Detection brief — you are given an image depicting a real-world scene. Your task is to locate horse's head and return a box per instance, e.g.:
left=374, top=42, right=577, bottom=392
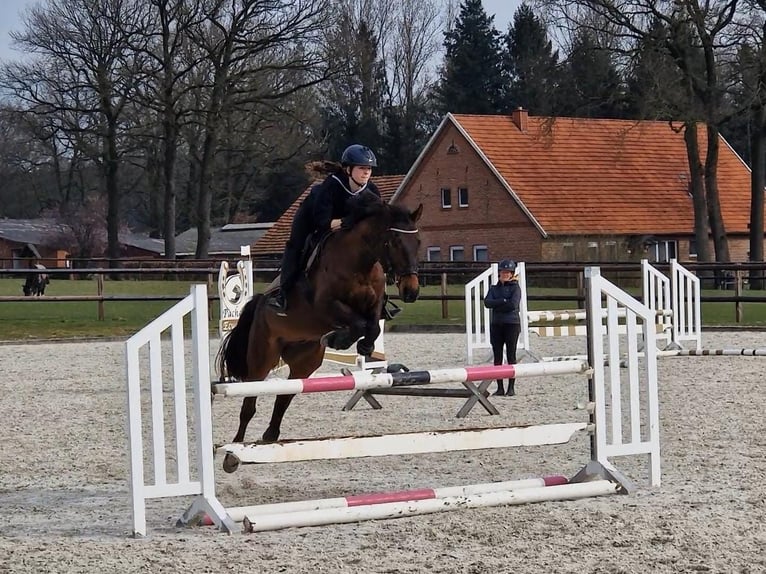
left=382, top=203, right=423, bottom=303
left=342, top=192, right=422, bottom=303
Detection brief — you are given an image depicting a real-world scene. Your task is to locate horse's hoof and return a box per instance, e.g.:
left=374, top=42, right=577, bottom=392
left=261, top=429, right=280, bottom=444
left=222, top=453, right=241, bottom=474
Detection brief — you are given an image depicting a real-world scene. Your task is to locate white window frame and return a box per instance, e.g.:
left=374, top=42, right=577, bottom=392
left=458, top=187, right=469, bottom=207
left=653, top=240, right=677, bottom=263
left=449, top=245, right=464, bottom=262
left=473, top=244, right=488, bottom=262
left=441, top=188, right=451, bottom=208
left=426, top=247, right=441, bottom=262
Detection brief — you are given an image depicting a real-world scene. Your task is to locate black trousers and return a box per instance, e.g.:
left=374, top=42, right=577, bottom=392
left=489, top=323, right=521, bottom=384
left=279, top=202, right=314, bottom=294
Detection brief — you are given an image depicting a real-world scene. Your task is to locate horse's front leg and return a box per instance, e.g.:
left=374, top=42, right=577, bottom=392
left=356, top=318, right=382, bottom=358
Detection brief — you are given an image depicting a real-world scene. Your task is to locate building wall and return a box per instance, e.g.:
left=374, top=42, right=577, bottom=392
left=396, top=122, right=542, bottom=263
left=0, top=240, right=67, bottom=269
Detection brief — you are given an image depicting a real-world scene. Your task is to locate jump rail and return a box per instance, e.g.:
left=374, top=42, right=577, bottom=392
left=126, top=267, right=661, bottom=536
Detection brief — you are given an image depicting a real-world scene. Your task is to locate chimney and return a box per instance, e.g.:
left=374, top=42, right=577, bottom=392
left=511, top=107, right=528, bottom=133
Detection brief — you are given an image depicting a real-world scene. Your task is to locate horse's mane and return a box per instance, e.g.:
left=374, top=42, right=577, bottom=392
left=344, top=189, right=387, bottom=228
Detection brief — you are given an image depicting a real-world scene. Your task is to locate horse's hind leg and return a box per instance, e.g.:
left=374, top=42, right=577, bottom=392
left=222, top=333, right=282, bottom=473
left=232, top=397, right=257, bottom=443
left=262, top=341, right=325, bottom=443
left=222, top=396, right=259, bottom=473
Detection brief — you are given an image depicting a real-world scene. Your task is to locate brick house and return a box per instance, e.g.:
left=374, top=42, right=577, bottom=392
left=390, top=110, right=755, bottom=263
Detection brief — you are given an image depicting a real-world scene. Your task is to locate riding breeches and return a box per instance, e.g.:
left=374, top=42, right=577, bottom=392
left=489, top=322, right=521, bottom=378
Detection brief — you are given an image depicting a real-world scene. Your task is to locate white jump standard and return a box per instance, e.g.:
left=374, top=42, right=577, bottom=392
left=465, top=258, right=702, bottom=363
left=126, top=267, right=661, bottom=536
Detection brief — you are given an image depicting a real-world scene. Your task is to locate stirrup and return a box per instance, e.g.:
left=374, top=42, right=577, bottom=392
left=383, top=300, right=401, bottom=320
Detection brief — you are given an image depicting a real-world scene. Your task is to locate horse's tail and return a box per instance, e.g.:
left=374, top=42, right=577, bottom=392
left=217, top=294, right=262, bottom=381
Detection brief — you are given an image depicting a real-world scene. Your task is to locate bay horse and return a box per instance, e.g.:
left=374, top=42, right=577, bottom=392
left=217, top=191, right=422, bottom=472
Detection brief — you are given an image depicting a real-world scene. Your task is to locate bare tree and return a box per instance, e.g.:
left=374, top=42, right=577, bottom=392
left=737, top=2, right=766, bottom=286
left=186, top=0, right=331, bottom=258
left=127, top=0, right=207, bottom=258
left=4, top=0, right=148, bottom=266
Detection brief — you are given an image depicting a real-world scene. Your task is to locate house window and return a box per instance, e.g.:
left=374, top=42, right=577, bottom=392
left=427, top=247, right=441, bottom=262
left=458, top=187, right=469, bottom=207
left=604, top=241, right=617, bottom=261
left=653, top=240, right=677, bottom=263
left=562, top=243, right=575, bottom=261
left=441, top=188, right=451, bottom=208
left=688, top=240, right=697, bottom=259
left=450, top=245, right=464, bottom=261
left=473, top=245, right=488, bottom=261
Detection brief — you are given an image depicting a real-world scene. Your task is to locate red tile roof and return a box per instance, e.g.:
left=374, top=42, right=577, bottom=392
left=450, top=114, right=753, bottom=235
left=252, top=175, right=405, bottom=255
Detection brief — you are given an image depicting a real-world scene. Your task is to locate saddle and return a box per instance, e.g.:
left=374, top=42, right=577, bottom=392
left=268, top=229, right=401, bottom=320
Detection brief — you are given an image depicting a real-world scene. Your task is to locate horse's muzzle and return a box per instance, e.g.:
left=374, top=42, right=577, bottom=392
left=397, top=273, right=420, bottom=303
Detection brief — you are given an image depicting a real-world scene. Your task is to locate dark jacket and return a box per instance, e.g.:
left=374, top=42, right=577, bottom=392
left=305, top=174, right=381, bottom=236
left=484, top=280, right=522, bottom=324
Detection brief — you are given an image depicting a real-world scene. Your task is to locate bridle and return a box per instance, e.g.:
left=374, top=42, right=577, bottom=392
left=384, top=226, right=419, bottom=284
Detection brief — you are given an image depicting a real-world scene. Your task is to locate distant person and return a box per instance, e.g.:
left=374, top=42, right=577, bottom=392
left=483, top=259, right=522, bottom=396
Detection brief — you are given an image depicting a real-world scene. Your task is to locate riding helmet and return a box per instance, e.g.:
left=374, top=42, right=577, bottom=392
left=341, top=144, right=377, bottom=167
left=498, top=259, right=516, bottom=272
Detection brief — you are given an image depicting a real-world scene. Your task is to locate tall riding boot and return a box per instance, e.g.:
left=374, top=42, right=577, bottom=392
left=494, top=379, right=504, bottom=396
left=506, top=379, right=515, bottom=396
left=268, top=242, right=301, bottom=315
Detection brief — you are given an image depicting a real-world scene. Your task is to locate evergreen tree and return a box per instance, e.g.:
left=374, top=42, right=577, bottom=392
left=435, top=0, right=505, bottom=114
left=320, top=17, right=387, bottom=166
left=503, top=3, right=560, bottom=115
left=559, top=29, right=627, bottom=118
left=625, top=18, right=690, bottom=121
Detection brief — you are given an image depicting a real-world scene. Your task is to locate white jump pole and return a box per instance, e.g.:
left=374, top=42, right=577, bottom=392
left=242, top=481, right=620, bottom=533
left=220, top=423, right=589, bottom=466
left=202, top=474, right=569, bottom=524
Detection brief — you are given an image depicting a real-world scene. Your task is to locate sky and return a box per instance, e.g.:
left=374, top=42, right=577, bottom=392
left=0, top=0, right=523, bottom=61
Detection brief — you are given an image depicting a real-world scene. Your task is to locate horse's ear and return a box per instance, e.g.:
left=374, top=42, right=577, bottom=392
left=411, top=203, right=423, bottom=223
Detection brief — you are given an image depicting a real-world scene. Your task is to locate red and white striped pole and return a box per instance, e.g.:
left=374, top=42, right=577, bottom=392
left=202, top=474, right=569, bottom=526
left=212, top=361, right=590, bottom=398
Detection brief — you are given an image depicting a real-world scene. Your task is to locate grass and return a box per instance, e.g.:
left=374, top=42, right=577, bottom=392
left=0, top=277, right=764, bottom=341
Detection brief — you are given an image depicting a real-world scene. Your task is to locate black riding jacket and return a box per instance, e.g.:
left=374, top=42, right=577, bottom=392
left=305, top=174, right=381, bottom=236
left=484, top=280, right=522, bottom=324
